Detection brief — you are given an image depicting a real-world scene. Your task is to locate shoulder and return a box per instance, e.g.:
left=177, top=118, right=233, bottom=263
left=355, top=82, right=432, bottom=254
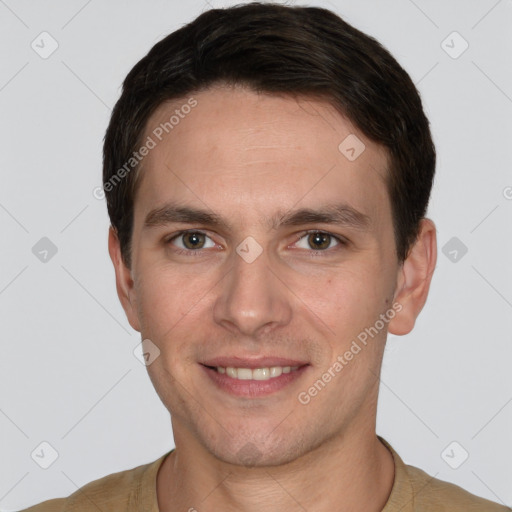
left=18, top=497, right=66, bottom=512
left=18, top=452, right=169, bottom=512
left=379, top=437, right=510, bottom=512
left=405, top=464, right=510, bottom=511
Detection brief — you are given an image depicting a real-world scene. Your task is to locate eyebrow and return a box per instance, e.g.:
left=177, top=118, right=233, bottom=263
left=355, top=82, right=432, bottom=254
left=276, top=204, right=371, bottom=231
left=144, top=204, right=226, bottom=229
left=143, top=202, right=371, bottom=232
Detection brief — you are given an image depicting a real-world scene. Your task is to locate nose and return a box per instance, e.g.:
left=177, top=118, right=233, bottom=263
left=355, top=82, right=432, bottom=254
left=213, top=244, right=292, bottom=337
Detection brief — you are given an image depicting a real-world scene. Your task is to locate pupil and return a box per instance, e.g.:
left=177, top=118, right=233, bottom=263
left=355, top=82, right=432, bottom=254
left=309, top=232, right=330, bottom=250
left=184, top=232, right=204, bottom=249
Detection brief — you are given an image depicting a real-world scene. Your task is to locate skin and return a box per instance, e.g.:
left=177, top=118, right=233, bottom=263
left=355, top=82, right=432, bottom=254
left=109, top=83, right=437, bottom=512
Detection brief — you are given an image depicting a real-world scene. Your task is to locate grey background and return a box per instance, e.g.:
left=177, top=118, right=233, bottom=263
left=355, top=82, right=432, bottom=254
left=1, top=0, right=511, bottom=510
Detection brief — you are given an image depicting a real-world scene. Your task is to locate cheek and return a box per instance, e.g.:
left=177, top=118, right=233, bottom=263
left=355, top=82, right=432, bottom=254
left=299, top=268, right=385, bottom=329
left=134, top=263, right=212, bottom=340
left=136, top=270, right=208, bottom=384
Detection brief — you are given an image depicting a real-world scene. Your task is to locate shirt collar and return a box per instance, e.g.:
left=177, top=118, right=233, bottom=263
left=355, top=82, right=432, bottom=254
left=379, top=436, right=415, bottom=512
left=143, top=438, right=415, bottom=512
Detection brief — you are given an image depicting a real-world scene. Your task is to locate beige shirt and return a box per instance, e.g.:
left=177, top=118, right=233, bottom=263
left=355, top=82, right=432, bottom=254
left=20, top=438, right=510, bottom=511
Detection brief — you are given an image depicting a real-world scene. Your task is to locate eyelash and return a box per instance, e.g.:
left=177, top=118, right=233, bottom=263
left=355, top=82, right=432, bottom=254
left=165, top=229, right=348, bottom=257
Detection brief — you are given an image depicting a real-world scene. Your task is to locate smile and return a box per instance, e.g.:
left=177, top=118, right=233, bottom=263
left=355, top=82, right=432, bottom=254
left=214, top=366, right=300, bottom=380
left=201, top=363, right=309, bottom=397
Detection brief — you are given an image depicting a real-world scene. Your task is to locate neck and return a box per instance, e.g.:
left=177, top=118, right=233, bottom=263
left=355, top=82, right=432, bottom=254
left=157, top=422, right=395, bottom=512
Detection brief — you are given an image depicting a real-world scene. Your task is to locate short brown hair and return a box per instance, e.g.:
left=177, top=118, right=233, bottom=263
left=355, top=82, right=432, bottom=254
left=103, top=2, right=436, bottom=266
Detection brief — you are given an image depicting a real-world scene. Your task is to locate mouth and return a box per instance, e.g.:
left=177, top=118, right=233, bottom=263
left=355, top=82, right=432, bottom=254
left=200, top=357, right=310, bottom=397
left=205, top=364, right=301, bottom=381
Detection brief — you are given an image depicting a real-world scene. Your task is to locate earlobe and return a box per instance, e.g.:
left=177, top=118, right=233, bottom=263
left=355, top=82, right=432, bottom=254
left=388, top=219, right=437, bottom=336
left=108, top=227, right=141, bottom=332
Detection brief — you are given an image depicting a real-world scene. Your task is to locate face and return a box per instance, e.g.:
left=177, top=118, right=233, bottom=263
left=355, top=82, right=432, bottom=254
left=111, top=84, right=429, bottom=467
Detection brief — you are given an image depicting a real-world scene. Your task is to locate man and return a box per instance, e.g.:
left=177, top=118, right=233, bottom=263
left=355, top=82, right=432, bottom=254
left=21, top=2, right=510, bottom=511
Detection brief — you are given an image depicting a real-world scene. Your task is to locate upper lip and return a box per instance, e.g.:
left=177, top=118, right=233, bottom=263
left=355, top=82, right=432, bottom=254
left=201, top=356, right=309, bottom=369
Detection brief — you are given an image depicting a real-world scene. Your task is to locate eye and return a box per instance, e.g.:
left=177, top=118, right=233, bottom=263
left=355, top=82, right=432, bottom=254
left=294, top=231, right=343, bottom=251
left=168, top=231, right=216, bottom=251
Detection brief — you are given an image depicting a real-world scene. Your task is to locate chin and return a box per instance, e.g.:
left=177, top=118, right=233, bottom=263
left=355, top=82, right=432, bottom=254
left=201, top=428, right=311, bottom=468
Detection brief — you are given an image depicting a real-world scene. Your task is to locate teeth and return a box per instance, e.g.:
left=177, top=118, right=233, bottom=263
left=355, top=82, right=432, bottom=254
left=217, top=366, right=300, bottom=381
left=237, top=368, right=253, bottom=380
left=269, top=366, right=282, bottom=378
left=253, top=368, right=270, bottom=380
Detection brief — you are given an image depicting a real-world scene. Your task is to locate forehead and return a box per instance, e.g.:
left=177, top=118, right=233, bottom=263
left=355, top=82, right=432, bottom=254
left=135, top=84, right=390, bottom=228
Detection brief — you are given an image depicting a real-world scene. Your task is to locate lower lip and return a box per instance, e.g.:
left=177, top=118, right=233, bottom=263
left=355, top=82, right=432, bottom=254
left=201, top=365, right=309, bottom=398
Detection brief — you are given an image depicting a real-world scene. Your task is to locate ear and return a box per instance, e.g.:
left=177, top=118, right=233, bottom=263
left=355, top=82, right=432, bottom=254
left=108, top=227, right=141, bottom=332
left=388, top=218, right=437, bottom=336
